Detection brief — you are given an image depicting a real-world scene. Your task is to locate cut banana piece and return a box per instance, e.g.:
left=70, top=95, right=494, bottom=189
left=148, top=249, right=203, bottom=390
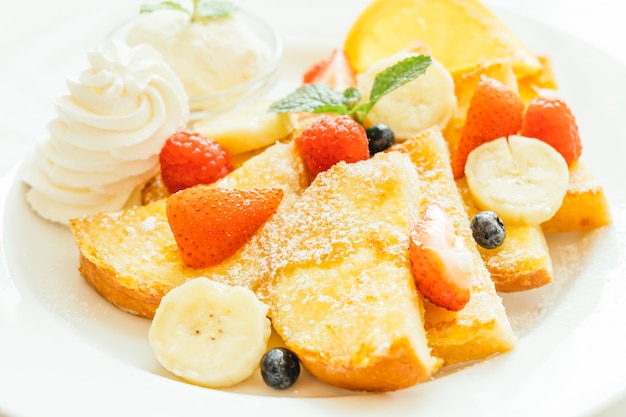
left=465, top=135, right=569, bottom=225
left=149, top=277, right=271, bottom=388
left=357, top=52, right=456, bottom=141
left=191, top=100, right=295, bottom=155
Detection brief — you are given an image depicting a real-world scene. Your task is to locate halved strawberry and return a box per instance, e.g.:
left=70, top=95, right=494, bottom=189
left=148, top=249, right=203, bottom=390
left=302, top=48, right=357, bottom=92
left=159, top=130, right=234, bottom=194
left=520, top=95, right=582, bottom=165
left=295, top=115, right=369, bottom=177
left=166, top=186, right=283, bottom=268
left=409, top=203, right=473, bottom=311
left=451, top=75, right=525, bottom=179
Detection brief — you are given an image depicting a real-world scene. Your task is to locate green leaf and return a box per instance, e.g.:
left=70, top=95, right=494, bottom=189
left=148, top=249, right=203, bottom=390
left=194, top=1, right=237, bottom=20
left=140, top=1, right=190, bottom=15
left=269, top=84, right=349, bottom=114
left=269, top=54, right=433, bottom=124
left=369, top=55, right=432, bottom=103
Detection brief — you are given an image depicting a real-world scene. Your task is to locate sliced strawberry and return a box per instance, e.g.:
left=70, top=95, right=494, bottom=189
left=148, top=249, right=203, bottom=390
left=520, top=95, right=582, bottom=165
left=409, top=203, right=473, bottom=311
left=166, top=186, right=283, bottom=268
left=159, top=130, right=234, bottom=194
left=451, top=75, right=525, bottom=179
left=302, top=48, right=357, bottom=92
left=295, top=115, right=369, bottom=177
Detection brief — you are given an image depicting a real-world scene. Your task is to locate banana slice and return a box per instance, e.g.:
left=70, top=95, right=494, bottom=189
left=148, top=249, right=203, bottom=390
left=465, top=135, right=569, bottom=225
left=357, top=51, right=456, bottom=141
left=191, top=100, right=295, bottom=155
left=149, top=277, right=271, bottom=388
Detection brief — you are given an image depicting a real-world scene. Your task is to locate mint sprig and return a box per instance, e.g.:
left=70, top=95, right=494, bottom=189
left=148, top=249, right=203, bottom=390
left=140, top=0, right=236, bottom=22
left=269, top=55, right=432, bottom=124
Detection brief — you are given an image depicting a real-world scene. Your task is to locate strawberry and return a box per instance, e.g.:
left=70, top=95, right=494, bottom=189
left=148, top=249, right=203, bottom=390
left=295, top=115, right=370, bottom=177
left=302, top=48, right=357, bottom=92
left=159, top=130, right=234, bottom=194
left=451, top=75, right=525, bottom=179
left=166, top=186, right=284, bottom=268
left=408, top=203, right=473, bottom=311
left=520, top=95, right=582, bottom=165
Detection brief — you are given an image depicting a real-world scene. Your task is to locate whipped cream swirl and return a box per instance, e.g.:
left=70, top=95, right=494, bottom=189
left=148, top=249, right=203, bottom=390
left=23, top=40, right=189, bottom=224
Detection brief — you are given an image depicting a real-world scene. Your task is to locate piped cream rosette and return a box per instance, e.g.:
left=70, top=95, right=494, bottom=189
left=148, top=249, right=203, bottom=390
left=23, top=40, right=189, bottom=224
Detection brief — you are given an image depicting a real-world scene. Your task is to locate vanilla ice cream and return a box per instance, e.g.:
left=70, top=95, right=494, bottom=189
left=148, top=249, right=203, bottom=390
left=123, top=10, right=273, bottom=103
left=22, top=40, right=189, bottom=224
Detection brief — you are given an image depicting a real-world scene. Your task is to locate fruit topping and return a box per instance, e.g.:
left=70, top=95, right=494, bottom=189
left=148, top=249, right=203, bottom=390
left=451, top=75, right=525, bottom=179
left=302, top=48, right=357, bottom=91
left=520, top=95, right=582, bottom=165
left=149, top=277, right=271, bottom=388
left=465, top=135, right=569, bottom=225
left=191, top=100, right=295, bottom=156
left=260, top=347, right=301, bottom=390
left=295, top=115, right=369, bottom=176
left=356, top=52, right=456, bottom=140
left=166, top=185, right=283, bottom=268
left=470, top=210, right=506, bottom=249
left=409, top=203, right=473, bottom=311
left=270, top=54, right=432, bottom=125
left=159, top=130, right=234, bottom=194
left=366, top=123, right=395, bottom=155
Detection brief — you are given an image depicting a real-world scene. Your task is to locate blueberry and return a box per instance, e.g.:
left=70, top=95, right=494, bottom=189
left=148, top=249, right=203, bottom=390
left=470, top=211, right=506, bottom=249
left=365, top=123, right=395, bottom=156
left=260, top=347, right=300, bottom=390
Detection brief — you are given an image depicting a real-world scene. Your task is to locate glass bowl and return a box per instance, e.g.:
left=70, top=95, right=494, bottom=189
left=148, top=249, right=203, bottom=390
left=110, top=9, right=283, bottom=121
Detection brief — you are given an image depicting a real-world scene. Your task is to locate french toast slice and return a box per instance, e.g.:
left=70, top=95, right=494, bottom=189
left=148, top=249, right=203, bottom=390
left=456, top=176, right=553, bottom=292
left=442, top=60, right=554, bottom=292
left=542, top=160, right=612, bottom=233
left=262, top=151, right=440, bottom=392
left=69, top=141, right=310, bottom=318
left=392, top=128, right=516, bottom=365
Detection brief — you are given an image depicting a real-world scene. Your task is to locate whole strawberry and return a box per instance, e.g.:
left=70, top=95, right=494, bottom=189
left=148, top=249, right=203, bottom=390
left=295, top=115, right=369, bottom=176
left=451, top=75, right=524, bottom=179
left=520, top=95, right=582, bottom=165
left=166, top=186, right=284, bottom=268
left=159, top=130, right=234, bottom=194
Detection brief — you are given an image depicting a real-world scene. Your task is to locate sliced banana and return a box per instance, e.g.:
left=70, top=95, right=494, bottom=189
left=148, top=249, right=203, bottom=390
left=465, top=135, right=569, bottom=225
left=357, top=51, right=456, bottom=141
left=149, top=277, right=271, bottom=388
left=191, top=99, right=295, bottom=155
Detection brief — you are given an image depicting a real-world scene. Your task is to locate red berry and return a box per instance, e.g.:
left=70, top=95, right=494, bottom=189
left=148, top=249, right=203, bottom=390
left=295, top=115, right=370, bottom=176
left=302, top=48, right=357, bottom=92
left=409, top=203, right=473, bottom=311
left=520, top=96, right=582, bottom=165
left=451, top=75, right=524, bottom=179
left=166, top=186, right=284, bottom=268
left=159, top=130, right=234, bottom=194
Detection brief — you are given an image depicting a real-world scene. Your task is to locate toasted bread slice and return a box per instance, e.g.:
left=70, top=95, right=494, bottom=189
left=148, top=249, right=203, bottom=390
left=69, top=141, right=310, bottom=318
left=456, top=176, right=553, bottom=292
left=542, top=160, right=612, bottom=233
left=392, top=128, right=516, bottom=365
left=262, top=151, right=440, bottom=392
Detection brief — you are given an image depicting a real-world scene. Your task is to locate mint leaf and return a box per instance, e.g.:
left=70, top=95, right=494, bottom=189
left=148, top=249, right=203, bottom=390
left=269, top=54, right=432, bottom=124
left=140, top=2, right=190, bottom=15
left=194, top=1, right=237, bottom=20
left=369, top=55, right=432, bottom=102
left=269, top=84, right=349, bottom=114
left=139, top=0, right=236, bottom=22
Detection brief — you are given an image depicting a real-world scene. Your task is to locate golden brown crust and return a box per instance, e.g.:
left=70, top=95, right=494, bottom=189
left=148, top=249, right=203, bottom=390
left=78, top=252, right=161, bottom=318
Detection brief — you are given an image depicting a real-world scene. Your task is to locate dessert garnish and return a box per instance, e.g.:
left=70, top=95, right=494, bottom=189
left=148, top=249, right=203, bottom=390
left=140, top=0, right=237, bottom=22
left=269, top=54, right=432, bottom=124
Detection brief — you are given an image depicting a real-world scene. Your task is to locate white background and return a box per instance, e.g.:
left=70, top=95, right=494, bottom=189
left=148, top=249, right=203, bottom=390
left=0, top=0, right=624, bottom=416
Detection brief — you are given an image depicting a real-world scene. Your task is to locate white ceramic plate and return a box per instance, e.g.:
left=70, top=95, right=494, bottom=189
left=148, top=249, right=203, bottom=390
left=1, top=1, right=626, bottom=416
